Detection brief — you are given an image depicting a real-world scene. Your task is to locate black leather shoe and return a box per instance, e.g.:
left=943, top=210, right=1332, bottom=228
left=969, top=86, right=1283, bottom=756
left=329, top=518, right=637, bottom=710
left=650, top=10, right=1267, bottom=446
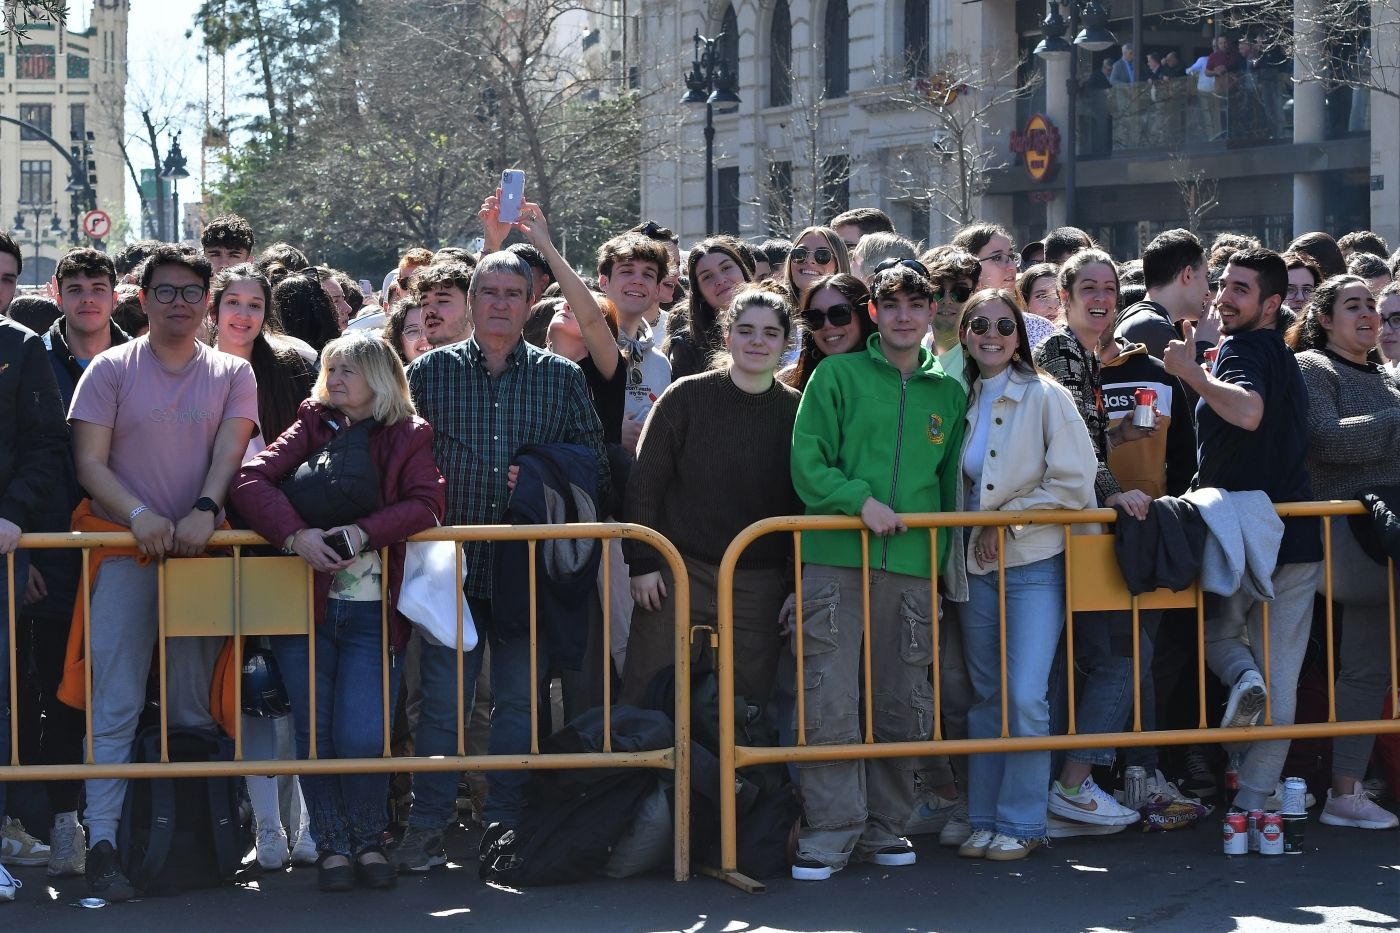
left=317, top=854, right=354, bottom=893
left=353, top=846, right=397, bottom=889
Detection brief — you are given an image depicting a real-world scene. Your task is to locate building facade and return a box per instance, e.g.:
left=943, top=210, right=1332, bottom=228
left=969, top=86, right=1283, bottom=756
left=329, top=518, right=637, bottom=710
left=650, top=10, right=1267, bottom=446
left=638, top=0, right=1398, bottom=253
left=2, top=0, right=127, bottom=285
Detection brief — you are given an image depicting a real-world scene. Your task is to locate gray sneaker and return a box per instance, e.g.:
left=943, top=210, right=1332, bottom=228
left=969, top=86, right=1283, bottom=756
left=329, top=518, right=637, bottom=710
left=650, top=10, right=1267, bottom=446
left=389, top=826, right=446, bottom=873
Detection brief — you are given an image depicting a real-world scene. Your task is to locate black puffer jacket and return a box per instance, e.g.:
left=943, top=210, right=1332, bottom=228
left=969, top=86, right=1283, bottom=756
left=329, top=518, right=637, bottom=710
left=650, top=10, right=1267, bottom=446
left=0, top=317, right=68, bottom=529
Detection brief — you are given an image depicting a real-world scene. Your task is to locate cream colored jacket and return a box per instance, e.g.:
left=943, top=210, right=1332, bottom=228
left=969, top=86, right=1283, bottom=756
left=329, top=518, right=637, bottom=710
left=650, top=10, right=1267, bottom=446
left=944, top=366, right=1099, bottom=601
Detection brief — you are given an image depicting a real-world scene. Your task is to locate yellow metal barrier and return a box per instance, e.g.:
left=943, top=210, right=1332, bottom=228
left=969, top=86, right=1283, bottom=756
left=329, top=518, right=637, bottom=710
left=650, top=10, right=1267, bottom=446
left=713, top=502, right=1400, bottom=891
left=5, top=523, right=693, bottom=882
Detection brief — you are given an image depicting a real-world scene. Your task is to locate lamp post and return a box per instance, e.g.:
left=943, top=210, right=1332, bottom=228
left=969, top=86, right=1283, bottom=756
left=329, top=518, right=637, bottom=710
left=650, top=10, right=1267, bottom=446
left=681, top=29, right=740, bottom=236
left=11, top=202, right=69, bottom=286
left=161, top=137, right=191, bottom=244
left=1034, top=1, right=1116, bottom=226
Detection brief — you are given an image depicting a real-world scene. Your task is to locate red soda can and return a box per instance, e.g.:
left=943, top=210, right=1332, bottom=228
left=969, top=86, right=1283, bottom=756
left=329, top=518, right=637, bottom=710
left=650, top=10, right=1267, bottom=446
left=1131, top=387, right=1158, bottom=430
left=1259, top=813, right=1284, bottom=855
left=1223, top=812, right=1248, bottom=855
left=1247, top=809, right=1264, bottom=852
left=1203, top=346, right=1219, bottom=370
left=1225, top=751, right=1242, bottom=791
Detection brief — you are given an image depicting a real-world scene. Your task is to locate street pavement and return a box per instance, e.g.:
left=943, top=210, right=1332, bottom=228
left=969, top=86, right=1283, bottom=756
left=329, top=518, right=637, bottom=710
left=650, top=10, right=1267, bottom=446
left=3, top=805, right=1397, bottom=932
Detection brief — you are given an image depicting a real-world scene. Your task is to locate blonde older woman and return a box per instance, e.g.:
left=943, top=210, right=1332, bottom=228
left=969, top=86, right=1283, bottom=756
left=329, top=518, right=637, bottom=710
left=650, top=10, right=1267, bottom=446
left=231, top=333, right=445, bottom=892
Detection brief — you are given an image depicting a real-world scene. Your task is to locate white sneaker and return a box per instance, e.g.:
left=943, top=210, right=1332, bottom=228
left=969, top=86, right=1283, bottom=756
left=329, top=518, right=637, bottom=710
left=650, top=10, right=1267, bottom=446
left=957, top=828, right=995, bottom=858
left=255, top=825, right=289, bottom=871
left=1222, top=670, right=1268, bottom=729
left=46, top=811, right=85, bottom=878
left=1047, top=814, right=1129, bottom=839
left=937, top=797, right=973, bottom=846
left=1319, top=781, right=1399, bottom=830
left=1048, top=777, right=1141, bottom=826
left=290, top=830, right=318, bottom=867
left=1, top=817, right=49, bottom=867
left=0, top=863, right=19, bottom=901
left=985, top=833, right=1040, bottom=861
left=904, top=789, right=959, bottom=836
left=1148, top=770, right=1203, bottom=806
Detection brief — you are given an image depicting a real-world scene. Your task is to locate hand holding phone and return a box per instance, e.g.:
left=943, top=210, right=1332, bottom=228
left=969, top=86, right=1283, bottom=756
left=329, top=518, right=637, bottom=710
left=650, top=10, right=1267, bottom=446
left=323, top=529, right=356, bottom=561
left=498, top=170, right=526, bottom=224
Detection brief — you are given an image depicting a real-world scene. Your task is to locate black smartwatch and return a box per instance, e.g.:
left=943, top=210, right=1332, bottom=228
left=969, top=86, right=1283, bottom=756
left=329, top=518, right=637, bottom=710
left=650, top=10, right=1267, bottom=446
left=193, top=496, right=220, bottom=516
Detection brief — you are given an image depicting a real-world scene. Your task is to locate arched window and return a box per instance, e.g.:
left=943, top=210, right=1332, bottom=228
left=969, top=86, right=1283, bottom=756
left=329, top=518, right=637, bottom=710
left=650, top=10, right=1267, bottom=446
left=823, top=0, right=849, bottom=98
left=903, top=0, right=929, bottom=78
left=720, top=4, right=739, bottom=89
left=770, top=0, right=792, bottom=106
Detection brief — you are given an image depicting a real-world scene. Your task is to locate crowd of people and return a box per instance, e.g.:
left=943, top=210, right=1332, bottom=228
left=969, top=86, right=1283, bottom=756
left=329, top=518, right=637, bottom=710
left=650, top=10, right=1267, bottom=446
left=0, top=194, right=1398, bottom=902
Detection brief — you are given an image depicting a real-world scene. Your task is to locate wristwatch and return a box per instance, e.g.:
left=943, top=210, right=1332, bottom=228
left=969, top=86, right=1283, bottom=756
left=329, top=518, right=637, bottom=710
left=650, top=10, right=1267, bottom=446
left=193, top=496, right=220, bottom=516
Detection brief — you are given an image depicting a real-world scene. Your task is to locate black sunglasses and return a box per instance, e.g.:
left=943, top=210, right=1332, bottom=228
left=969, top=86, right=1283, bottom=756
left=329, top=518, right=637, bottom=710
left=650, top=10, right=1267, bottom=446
left=790, top=246, right=835, bottom=265
left=873, top=257, right=930, bottom=279
left=802, top=303, right=855, bottom=330
left=966, top=316, right=1018, bottom=337
left=934, top=282, right=974, bottom=305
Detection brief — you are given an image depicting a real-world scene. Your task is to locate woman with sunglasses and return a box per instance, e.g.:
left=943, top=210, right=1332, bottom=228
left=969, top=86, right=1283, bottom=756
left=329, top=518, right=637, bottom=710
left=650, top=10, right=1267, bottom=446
left=1033, top=250, right=1156, bottom=833
left=947, top=289, right=1097, bottom=861
left=620, top=286, right=803, bottom=706
left=669, top=236, right=754, bottom=380
left=1286, top=275, right=1400, bottom=831
left=781, top=274, right=876, bottom=391
left=783, top=226, right=851, bottom=304
left=1379, top=281, right=1400, bottom=371
left=953, top=222, right=1019, bottom=291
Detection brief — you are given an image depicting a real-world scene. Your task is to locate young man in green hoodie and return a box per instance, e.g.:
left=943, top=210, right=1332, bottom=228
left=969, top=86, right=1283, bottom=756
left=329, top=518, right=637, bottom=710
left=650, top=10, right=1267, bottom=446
left=788, top=263, right=967, bottom=881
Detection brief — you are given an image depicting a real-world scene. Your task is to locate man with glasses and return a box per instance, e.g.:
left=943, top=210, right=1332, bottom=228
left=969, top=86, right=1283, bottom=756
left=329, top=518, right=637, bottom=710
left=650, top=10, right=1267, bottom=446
left=918, top=248, right=981, bottom=391
left=68, top=245, right=258, bottom=901
left=788, top=262, right=966, bottom=881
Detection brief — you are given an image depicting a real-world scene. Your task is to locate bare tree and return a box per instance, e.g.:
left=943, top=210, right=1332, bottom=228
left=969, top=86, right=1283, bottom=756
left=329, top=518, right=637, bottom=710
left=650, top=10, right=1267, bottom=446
left=884, top=51, right=1039, bottom=229
left=1169, top=150, right=1220, bottom=235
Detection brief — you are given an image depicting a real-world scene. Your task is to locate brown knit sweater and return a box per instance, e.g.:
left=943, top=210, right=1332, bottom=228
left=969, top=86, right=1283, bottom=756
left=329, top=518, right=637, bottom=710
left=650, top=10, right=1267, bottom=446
left=623, top=368, right=802, bottom=574
left=1297, top=348, right=1400, bottom=500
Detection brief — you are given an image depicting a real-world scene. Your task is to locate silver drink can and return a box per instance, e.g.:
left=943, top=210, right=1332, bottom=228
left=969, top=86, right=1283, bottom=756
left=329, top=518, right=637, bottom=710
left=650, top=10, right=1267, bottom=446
left=1131, top=388, right=1158, bottom=430
left=1124, top=765, right=1149, bottom=810
left=1281, top=777, right=1308, bottom=814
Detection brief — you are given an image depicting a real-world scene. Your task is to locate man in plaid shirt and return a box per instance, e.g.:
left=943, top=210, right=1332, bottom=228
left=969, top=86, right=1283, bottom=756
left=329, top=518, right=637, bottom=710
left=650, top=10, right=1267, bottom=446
left=396, top=247, right=608, bottom=872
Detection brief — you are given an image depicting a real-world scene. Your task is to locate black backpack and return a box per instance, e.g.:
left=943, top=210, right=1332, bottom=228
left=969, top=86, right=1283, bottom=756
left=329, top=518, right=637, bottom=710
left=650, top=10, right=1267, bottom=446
left=118, top=726, right=249, bottom=895
left=478, top=769, right=657, bottom=886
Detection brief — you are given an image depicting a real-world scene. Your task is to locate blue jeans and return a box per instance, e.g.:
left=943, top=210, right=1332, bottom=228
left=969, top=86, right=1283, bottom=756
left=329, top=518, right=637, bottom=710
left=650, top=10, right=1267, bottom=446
left=410, top=597, right=487, bottom=832
left=1048, top=609, right=1137, bottom=768
left=961, top=555, right=1064, bottom=838
left=272, top=598, right=401, bottom=857
left=0, top=550, right=28, bottom=824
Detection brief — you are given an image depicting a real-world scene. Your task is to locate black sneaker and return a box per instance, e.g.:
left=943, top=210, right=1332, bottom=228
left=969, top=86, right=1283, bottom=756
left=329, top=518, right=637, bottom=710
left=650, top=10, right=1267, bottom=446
left=1180, top=745, right=1218, bottom=800
left=84, top=840, right=135, bottom=902
left=866, top=842, right=917, bottom=867
left=791, top=856, right=837, bottom=881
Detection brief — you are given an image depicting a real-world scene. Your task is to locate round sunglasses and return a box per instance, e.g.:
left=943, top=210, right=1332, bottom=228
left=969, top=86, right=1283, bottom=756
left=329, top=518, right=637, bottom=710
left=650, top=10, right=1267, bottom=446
left=791, top=246, right=835, bottom=265
left=966, top=316, right=1018, bottom=337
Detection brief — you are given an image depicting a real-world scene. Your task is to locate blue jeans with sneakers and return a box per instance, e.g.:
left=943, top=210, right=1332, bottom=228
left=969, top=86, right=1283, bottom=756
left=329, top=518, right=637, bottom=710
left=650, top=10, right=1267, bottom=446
left=961, top=555, right=1064, bottom=839
left=1048, top=609, right=1138, bottom=769
left=0, top=550, right=27, bottom=830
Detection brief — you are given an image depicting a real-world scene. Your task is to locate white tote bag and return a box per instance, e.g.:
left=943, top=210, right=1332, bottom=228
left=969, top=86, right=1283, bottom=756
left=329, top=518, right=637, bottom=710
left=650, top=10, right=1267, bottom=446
left=397, top=537, right=477, bottom=651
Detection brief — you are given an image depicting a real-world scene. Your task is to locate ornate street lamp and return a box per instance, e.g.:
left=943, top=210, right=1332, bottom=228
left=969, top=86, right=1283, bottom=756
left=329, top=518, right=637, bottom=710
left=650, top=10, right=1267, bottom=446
left=681, top=29, right=740, bottom=235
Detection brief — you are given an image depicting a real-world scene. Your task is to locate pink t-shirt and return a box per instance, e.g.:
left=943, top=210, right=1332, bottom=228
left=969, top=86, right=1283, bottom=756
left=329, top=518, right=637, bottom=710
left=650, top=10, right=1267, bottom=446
left=69, top=337, right=259, bottom=524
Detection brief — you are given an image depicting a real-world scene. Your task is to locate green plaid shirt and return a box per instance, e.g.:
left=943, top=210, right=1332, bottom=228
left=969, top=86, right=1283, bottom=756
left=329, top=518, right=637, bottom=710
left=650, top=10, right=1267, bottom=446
left=407, top=337, right=609, bottom=598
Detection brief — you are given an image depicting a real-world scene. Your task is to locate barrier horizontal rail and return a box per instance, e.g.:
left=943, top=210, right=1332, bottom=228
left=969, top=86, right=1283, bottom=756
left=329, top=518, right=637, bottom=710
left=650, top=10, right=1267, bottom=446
left=713, top=502, right=1400, bottom=891
left=5, top=522, right=693, bottom=882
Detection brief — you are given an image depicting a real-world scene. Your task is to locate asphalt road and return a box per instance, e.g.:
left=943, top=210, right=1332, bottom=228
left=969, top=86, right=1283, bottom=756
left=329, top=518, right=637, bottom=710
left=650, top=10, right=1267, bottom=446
left=3, top=806, right=1397, bottom=933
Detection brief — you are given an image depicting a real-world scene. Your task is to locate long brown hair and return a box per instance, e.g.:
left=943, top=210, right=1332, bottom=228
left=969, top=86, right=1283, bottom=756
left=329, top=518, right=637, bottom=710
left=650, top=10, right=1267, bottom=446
left=959, top=288, right=1038, bottom=387
left=782, top=273, right=874, bottom=391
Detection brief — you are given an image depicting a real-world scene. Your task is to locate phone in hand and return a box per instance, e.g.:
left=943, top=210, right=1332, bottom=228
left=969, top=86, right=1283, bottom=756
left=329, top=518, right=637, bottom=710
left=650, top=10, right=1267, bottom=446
left=323, top=529, right=356, bottom=561
left=498, top=170, right=526, bottom=224
left=358, top=279, right=375, bottom=299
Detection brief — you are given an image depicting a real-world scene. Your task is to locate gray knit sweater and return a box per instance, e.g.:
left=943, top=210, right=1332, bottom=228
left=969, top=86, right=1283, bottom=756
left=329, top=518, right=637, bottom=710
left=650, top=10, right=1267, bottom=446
left=1297, top=348, right=1400, bottom=500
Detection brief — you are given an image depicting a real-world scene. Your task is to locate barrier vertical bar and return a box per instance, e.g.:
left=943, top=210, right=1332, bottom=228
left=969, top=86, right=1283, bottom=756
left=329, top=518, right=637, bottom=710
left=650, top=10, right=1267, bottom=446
left=1196, top=590, right=1208, bottom=729
left=1131, top=596, right=1142, bottom=733
left=1389, top=559, right=1398, bottom=720
left=997, top=526, right=1008, bottom=739
left=82, top=549, right=94, bottom=764
left=1063, top=525, right=1078, bottom=735
left=793, top=533, right=806, bottom=747
left=929, top=529, right=942, bottom=741
left=529, top=541, right=539, bottom=755
left=307, top=562, right=318, bottom=761
left=860, top=530, right=873, bottom=744
left=381, top=546, right=391, bottom=757
left=1322, top=519, right=1337, bottom=723
left=157, top=559, right=169, bottom=762
left=601, top=535, right=612, bottom=755
left=1260, top=601, right=1273, bottom=726
left=456, top=541, right=466, bottom=757
left=6, top=553, right=15, bottom=767
left=671, top=532, right=692, bottom=883
left=233, top=545, right=244, bottom=762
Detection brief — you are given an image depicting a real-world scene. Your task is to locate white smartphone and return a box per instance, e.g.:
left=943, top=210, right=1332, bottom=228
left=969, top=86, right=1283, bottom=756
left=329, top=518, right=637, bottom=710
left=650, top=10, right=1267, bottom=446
left=498, top=170, right=526, bottom=224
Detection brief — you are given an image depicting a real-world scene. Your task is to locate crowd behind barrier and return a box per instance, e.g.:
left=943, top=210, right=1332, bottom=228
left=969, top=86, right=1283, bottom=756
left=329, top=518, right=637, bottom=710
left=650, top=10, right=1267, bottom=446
left=1, top=198, right=1400, bottom=907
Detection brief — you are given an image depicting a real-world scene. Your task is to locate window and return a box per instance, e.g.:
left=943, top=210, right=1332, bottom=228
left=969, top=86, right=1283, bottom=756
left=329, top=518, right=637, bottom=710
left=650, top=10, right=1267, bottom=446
left=19, top=104, right=52, bottom=140
left=70, top=103, right=87, bottom=142
left=823, top=0, right=849, bottom=98
left=67, top=54, right=89, bottom=79
left=17, top=44, right=56, bottom=80
left=909, top=202, right=930, bottom=246
left=767, top=161, right=793, bottom=234
left=770, top=0, right=791, bottom=106
left=720, top=5, right=739, bottom=89
left=717, top=166, right=741, bottom=235
left=20, top=160, right=53, bottom=205
left=821, top=155, right=850, bottom=219
left=903, top=0, right=929, bottom=78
